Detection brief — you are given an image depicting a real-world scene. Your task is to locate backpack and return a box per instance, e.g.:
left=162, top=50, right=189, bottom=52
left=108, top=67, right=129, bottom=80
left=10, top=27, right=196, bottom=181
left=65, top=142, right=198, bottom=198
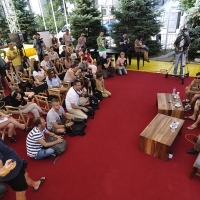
left=84, top=106, right=95, bottom=119
left=94, top=90, right=103, bottom=101
left=45, top=136, right=67, bottom=155
left=67, top=118, right=86, bottom=137
left=89, top=96, right=99, bottom=110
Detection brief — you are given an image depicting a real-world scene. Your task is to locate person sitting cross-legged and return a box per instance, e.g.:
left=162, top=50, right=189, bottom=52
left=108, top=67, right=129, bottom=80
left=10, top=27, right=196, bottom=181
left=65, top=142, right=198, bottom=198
left=185, top=99, right=200, bottom=130
left=182, top=72, right=200, bottom=111
left=46, top=99, right=74, bottom=134
left=26, top=117, right=63, bottom=159
left=65, top=79, right=88, bottom=119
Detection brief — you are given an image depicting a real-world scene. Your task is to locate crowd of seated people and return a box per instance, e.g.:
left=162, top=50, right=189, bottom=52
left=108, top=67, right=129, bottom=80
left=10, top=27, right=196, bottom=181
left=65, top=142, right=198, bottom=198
left=0, top=29, right=133, bottom=143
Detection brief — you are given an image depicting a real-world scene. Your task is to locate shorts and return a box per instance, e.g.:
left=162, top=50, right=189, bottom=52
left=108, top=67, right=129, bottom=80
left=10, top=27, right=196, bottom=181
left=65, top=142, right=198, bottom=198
left=4, top=167, right=28, bottom=192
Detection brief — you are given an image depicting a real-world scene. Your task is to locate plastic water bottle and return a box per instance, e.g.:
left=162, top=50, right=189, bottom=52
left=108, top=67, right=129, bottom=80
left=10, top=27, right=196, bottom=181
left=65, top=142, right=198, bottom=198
left=172, top=87, right=176, bottom=96
left=171, top=121, right=176, bottom=132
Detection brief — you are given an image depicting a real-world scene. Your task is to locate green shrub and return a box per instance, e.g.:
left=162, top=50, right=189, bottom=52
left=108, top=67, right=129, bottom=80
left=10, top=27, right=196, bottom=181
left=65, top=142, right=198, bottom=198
left=145, top=40, right=161, bottom=56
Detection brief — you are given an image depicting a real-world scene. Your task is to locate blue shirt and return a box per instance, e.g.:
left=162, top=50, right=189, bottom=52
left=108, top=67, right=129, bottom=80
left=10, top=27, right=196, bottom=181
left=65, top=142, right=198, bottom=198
left=46, top=75, right=61, bottom=88
left=0, top=138, right=23, bottom=181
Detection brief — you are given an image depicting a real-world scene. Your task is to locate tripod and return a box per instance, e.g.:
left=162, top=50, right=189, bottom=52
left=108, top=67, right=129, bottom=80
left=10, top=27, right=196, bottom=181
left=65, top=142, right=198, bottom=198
left=165, top=50, right=189, bottom=84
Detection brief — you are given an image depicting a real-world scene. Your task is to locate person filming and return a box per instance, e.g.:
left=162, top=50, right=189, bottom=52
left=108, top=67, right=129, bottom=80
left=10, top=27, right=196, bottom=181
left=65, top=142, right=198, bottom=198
left=173, top=28, right=191, bottom=77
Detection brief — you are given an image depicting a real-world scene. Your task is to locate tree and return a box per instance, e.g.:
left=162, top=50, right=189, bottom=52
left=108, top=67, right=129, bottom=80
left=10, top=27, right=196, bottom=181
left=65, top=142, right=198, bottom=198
left=13, top=0, right=36, bottom=42
left=0, top=6, right=9, bottom=42
left=111, top=0, right=162, bottom=54
left=180, top=0, right=196, bottom=11
left=69, top=0, right=104, bottom=47
left=35, top=0, right=66, bottom=33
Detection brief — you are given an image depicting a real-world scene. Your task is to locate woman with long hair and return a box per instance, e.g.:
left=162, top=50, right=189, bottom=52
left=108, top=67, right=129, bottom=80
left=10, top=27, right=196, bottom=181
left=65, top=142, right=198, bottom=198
left=33, top=61, right=46, bottom=83
left=96, top=73, right=111, bottom=98
left=46, top=68, right=68, bottom=93
left=53, top=58, right=66, bottom=74
left=81, top=48, right=97, bottom=75
left=134, top=35, right=149, bottom=62
left=64, top=52, right=72, bottom=70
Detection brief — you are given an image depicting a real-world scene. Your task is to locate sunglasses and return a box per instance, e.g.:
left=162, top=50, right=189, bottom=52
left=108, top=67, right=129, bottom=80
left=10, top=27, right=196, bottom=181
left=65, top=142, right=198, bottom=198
left=195, top=77, right=200, bottom=79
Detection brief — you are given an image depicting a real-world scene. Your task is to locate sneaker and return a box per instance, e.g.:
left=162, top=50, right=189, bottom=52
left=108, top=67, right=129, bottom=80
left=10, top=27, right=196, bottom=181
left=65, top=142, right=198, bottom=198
left=182, top=99, right=190, bottom=103
left=184, top=104, right=192, bottom=111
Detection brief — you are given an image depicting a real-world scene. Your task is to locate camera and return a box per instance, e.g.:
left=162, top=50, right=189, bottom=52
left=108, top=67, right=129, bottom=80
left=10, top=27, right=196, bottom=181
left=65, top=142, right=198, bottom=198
left=36, top=38, right=43, bottom=45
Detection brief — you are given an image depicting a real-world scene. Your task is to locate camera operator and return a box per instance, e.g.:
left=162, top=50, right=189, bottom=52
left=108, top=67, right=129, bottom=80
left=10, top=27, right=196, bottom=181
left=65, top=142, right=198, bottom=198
left=101, top=56, right=116, bottom=79
left=33, top=33, right=46, bottom=62
left=173, top=28, right=191, bottom=77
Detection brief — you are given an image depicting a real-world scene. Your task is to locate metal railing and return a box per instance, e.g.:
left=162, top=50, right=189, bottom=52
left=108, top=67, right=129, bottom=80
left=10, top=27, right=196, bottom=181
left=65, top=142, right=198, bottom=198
left=159, top=33, right=178, bottom=49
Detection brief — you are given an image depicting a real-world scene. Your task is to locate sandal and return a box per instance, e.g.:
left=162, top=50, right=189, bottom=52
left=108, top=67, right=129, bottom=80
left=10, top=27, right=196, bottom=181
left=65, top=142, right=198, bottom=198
left=8, top=136, right=18, bottom=143
left=187, top=125, right=197, bottom=130
left=34, top=177, right=45, bottom=191
left=184, top=116, right=195, bottom=121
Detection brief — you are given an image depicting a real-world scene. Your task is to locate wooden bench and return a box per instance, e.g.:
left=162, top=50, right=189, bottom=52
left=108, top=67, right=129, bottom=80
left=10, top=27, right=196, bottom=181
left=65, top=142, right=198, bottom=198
left=89, top=48, right=144, bottom=70
left=189, top=153, right=200, bottom=179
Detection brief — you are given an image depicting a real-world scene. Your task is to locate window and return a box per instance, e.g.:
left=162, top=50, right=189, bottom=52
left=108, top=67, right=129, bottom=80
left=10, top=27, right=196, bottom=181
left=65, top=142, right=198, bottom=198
left=102, top=8, right=106, bottom=16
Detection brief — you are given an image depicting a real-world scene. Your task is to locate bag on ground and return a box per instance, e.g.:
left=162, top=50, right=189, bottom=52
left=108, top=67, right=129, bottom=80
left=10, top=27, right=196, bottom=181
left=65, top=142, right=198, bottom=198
left=45, top=136, right=67, bottom=155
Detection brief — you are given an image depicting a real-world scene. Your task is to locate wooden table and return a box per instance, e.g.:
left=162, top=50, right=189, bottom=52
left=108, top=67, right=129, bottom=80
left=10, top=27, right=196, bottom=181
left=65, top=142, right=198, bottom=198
left=157, top=93, right=184, bottom=119
left=139, top=113, right=184, bottom=161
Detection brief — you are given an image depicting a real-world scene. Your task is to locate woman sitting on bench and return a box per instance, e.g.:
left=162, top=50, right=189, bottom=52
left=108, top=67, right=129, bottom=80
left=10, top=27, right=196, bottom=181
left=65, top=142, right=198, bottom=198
left=134, top=35, right=149, bottom=62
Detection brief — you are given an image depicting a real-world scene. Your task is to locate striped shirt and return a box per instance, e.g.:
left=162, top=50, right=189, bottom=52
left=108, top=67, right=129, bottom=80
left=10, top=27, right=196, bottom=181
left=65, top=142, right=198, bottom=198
left=26, top=127, right=46, bottom=158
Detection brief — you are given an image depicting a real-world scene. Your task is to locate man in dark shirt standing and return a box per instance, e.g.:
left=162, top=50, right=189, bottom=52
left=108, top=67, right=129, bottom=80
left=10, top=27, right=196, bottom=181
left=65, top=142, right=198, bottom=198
left=102, top=56, right=116, bottom=79
left=120, top=32, right=129, bottom=53
left=0, top=139, right=45, bottom=200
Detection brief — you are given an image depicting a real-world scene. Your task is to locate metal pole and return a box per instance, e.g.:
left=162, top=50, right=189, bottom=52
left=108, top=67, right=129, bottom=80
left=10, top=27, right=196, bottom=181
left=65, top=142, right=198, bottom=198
left=195, top=0, right=199, bottom=7
left=38, top=0, right=47, bottom=30
left=164, top=1, right=172, bottom=50
left=50, top=0, right=58, bottom=34
left=63, top=0, right=68, bottom=25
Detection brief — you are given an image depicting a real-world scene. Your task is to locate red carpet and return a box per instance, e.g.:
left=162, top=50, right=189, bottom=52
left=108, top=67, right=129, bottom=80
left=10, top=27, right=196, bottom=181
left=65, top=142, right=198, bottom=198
left=2, top=71, right=200, bottom=200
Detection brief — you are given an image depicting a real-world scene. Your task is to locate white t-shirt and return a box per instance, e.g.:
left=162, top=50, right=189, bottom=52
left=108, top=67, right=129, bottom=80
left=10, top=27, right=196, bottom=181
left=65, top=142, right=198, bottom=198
left=65, top=87, right=80, bottom=110
left=41, top=60, right=53, bottom=70
left=48, top=52, right=59, bottom=60
left=33, top=69, right=45, bottom=82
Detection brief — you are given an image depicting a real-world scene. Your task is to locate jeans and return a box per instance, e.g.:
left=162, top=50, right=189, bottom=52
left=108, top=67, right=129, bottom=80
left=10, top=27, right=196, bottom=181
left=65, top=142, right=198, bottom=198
left=173, top=51, right=186, bottom=76
left=21, top=103, right=43, bottom=118
left=117, top=68, right=127, bottom=75
left=35, top=147, right=55, bottom=159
